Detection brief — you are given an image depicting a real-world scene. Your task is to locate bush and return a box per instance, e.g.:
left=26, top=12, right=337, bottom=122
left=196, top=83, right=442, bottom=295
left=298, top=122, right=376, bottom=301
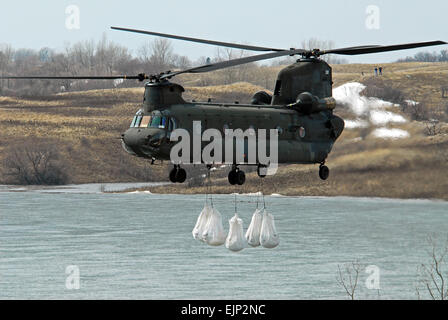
left=2, top=140, right=69, bottom=185
left=361, top=77, right=406, bottom=105
left=401, top=100, right=429, bottom=121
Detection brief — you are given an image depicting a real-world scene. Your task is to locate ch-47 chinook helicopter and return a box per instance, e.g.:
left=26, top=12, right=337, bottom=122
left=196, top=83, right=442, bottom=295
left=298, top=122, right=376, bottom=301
left=3, top=27, right=446, bottom=185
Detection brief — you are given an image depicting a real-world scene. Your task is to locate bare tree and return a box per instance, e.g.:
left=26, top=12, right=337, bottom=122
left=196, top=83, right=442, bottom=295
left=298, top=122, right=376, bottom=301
left=400, top=95, right=429, bottom=121
left=424, top=119, right=442, bottom=136
left=139, top=38, right=174, bottom=73
left=172, top=54, right=191, bottom=70
left=0, top=44, right=14, bottom=92
left=416, top=235, right=448, bottom=300
left=214, top=47, right=254, bottom=84
left=68, top=40, right=96, bottom=73
left=301, top=38, right=348, bottom=64
left=95, top=33, right=132, bottom=75
left=2, top=141, right=69, bottom=185
left=336, top=260, right=362, bottom=300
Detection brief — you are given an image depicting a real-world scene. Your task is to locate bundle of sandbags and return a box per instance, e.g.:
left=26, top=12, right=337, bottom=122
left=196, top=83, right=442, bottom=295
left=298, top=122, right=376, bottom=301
left=193, top=203, right=279, bottom=251
left=245, top=208, right=263, bottom=247
left=245, top=208, right=279, bottom=249
left=192, top=204, right=226, bottom=246
left=259, top=209, right=280, bottom=248
left=192, top=204, right=211, bottom=240
left=225, top=213, right=247, bottom=252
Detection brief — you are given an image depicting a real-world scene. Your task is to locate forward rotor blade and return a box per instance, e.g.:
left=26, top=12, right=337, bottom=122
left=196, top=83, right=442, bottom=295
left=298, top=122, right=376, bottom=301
left=111, top=26, right=285, bottom=52
left=0, top=74, right=149, bottom=81
left=160, top=48, right=307, bottom=79
left=322, top=41, right=447, bottom=55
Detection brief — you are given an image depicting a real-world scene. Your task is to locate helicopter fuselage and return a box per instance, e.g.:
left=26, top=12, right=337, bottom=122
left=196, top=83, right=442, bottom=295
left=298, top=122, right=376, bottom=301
left=121, top=59, right=345, bottom=169
left=122, top=98, right=343, bottom=166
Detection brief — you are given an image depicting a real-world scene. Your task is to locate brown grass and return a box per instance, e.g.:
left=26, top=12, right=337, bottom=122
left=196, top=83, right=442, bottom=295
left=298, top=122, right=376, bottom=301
left=1, top=61, right=447, bottom=198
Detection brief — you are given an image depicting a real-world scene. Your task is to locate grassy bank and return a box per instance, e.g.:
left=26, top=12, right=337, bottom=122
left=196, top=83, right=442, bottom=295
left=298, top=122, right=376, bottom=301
left=0, top=62, right=447, bottom=199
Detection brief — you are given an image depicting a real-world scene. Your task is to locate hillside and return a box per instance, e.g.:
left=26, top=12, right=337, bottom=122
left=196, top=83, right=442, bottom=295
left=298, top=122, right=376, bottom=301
left=0, top=62, right=447, bottom=199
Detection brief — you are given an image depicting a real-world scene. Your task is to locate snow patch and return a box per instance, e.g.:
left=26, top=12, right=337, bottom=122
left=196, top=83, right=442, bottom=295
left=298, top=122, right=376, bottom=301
left=371, top=128, right=410, bottom=139
left=333, top=82, right=394, bottom=116
left=114, top=78, right=124, bottom=87
left=245, top=191, right=263, bottom=196
left=344, top=119, right=369, bottom=129
left=370, top=110, right=407, bottom=126
left=348, top=137, right=363, bottom=143
left=404, top=99, right=419, bottom=106
left=333, top=82, right=410, bottom=139
left=127, top=190, right=153, bottom=194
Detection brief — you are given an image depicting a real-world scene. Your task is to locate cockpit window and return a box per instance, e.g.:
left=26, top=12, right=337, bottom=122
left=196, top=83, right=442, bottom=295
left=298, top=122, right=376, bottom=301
left=168, top=118, right=177, bottom=131
left=134, top=115, right=142, bottom=127
left=131, top=114, right=168, bottom=128
left=150, top=116, right=167, bottom=128
left=140, top=116, right=151, bottom=128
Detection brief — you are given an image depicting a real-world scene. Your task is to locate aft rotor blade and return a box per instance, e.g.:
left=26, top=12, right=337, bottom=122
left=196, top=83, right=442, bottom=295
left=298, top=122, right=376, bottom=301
left=322, top=41, right=447, bottom=55
left=111, top=26, right=285, bottom=52
left=0, top=74, right=150, bottom=81
left=160, top=48, right=307, bottom=79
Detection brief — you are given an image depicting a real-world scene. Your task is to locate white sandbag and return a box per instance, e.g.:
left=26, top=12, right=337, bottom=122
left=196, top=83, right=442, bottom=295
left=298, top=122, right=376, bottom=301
left=245, top=208, right=263, bottom=247
left=260, top=209, right=280, bottom=248
left=225, top=213, right=247, bottom=252
left=192, top=204, right=211, bottom=241
left=201, top=207, right=226, bottom=246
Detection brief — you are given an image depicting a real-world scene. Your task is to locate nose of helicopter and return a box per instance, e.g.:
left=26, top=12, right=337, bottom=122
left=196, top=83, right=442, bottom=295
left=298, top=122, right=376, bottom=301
left=122, top=128, right=142, bottom=147
left=121, top=128, right=165, bottom=156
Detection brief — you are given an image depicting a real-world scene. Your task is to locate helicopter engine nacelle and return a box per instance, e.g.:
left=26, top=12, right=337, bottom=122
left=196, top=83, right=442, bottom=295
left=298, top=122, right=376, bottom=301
left=251, top=91, right=272, bottom=105
left=287, top=92, right=336, bottom=114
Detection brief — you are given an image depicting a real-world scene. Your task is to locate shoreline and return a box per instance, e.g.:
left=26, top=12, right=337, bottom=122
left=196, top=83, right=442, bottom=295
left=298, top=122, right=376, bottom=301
left=0, top=182, right=169, bottom=194
left=1, top=182, right=445, bottom=203
left=122, top=190, right=448, bottom=202
left=1, top=179, right=447, bottom=202
left=116, top=189, right=448, bottom=203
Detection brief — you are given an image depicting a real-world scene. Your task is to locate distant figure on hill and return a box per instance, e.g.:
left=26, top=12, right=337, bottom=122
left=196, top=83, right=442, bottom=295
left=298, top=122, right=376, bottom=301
left=374, top=67, right=378, bottom=76
left=442, top=86, right=448, bottom=98
left=379, top=66, right=383, bottom=75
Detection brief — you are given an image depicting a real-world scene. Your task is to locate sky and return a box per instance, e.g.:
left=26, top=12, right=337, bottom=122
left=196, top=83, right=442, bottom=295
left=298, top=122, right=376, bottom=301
left=0, top=0, right=447, bottom=64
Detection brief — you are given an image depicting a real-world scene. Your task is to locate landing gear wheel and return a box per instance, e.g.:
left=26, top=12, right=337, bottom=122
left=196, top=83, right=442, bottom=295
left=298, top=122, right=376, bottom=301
left=236, top=170, right=246, bottom=185
left=257, top=165, right=267, bottom=178
left=319, top=165, right=330, bottom=180
left=169, top=167, right=178, bottom=183
left=169, top=165, right=187, bottom=183
left=228, top=170, right=238, bottom=185
left=175, top=168, right=187, bottom=183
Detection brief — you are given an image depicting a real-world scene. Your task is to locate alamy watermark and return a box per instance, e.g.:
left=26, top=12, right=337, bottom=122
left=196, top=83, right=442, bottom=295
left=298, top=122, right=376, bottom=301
left=365, top=5, right=380, bottom=30
left=365, top=265, right=380, bottom=290
left=65, top=5, right=80, bottom=30
left=170, top=121, right=279, bottom=175
left=337, top=262, right=381, bottom=299
left=65, top=265, right=80, bottom=290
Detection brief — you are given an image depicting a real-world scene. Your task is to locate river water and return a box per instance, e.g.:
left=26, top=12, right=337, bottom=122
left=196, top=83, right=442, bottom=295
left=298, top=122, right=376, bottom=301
left=0, top=186, right=447, bottom=299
